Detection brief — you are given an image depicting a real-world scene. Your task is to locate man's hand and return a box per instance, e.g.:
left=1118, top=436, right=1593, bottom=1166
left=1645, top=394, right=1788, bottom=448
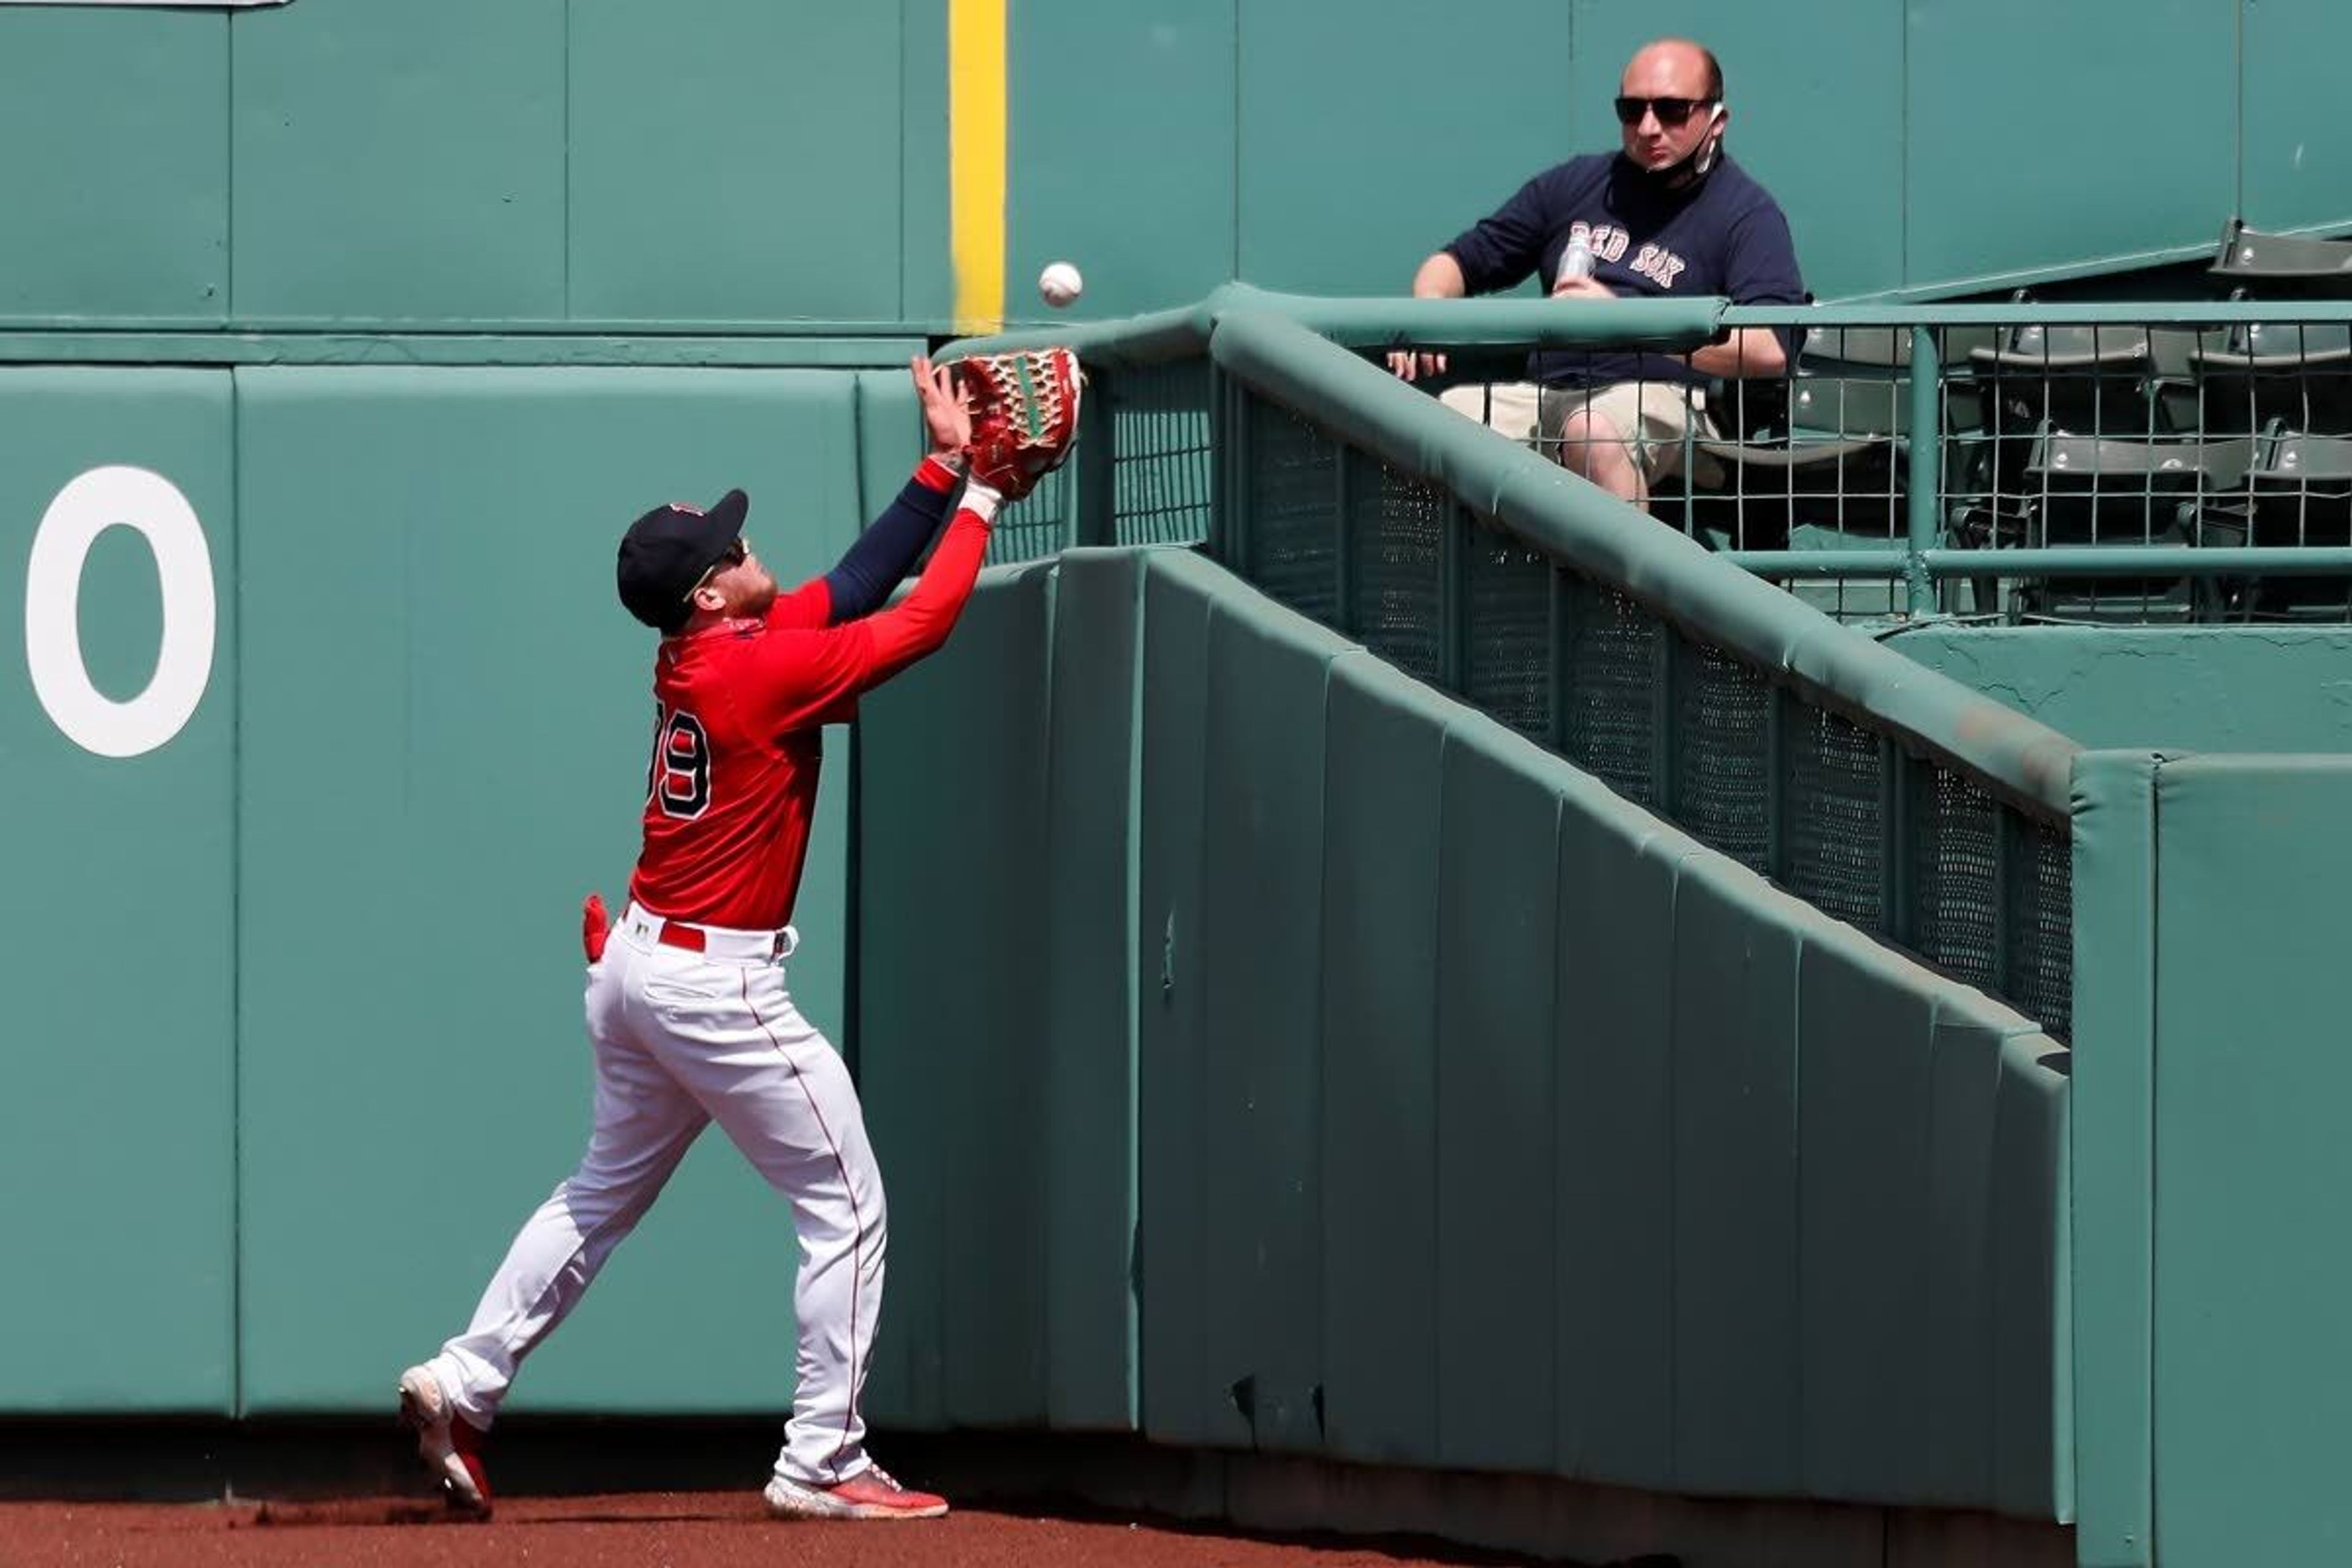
left=1549, top=275, right=1617, bottom=303
left=1390, top=251, right=1469, bottom=382
left=913, top=355, right=973, bottom=456
left=1387, top=349, right=1449, bottom=382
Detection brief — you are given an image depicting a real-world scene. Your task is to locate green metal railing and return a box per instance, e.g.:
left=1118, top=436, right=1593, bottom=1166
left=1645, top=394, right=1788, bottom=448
left=945, top=286, right=2090, bottom=1035
left=972, top=293, right=2352, bottom=624
left=1717, top=304, right=2352, bottom=624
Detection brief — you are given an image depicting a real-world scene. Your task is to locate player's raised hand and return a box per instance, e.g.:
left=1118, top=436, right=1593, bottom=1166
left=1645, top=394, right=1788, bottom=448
left=913, top=355, right=973, bottom=456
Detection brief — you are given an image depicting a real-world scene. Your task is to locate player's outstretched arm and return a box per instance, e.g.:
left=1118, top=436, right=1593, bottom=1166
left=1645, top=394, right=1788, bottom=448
left=810, top=358, right=974, bottom=625
left=739, top=385, right=1069, bottom=725
left=764, top=358, right=971, bottom=630
left=853, top=478, right=1005, bottom=682
left=846, top=348, right=1077, bottom=679
left=815, top=454, right=963, bottom=624
left=734, top=484, right=998, bottom=733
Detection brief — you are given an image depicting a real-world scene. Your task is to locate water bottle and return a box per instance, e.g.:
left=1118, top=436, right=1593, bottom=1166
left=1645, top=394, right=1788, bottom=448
left=1561, top=235, right=1595, bottom=282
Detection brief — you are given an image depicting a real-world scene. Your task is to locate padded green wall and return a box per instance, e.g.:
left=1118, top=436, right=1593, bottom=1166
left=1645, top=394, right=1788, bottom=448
left=1133, top=557, right=1244, bottom=1447
left=856, top=548, right=2073, bottom=1514
left=856, top=560, right=1110, bottom=1434
left=1894, top=625, right=2352, bottom=754
left=1438, top=720, right=1564, bottom=1474
left=2068, top=751, right=2162, bottom=1568
left=0, top=371, right=237, bottom=1411
left=1317, top=659, right=1456, bottom=1464
left=233, top=366, right=875, bottom=1412
left=1039, top=552, right=1145, bottom=1430
left=0, top=361, right=919, bottom=1415
left=2070, top=751, right=2352, bottom=1568
left=2149, top=758, right=2352, bottom=1567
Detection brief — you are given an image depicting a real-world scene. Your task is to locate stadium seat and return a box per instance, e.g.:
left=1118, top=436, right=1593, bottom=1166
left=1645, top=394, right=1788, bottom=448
left=2208, top=219, right=2352, bottom=297
left=1956, top=318, right=2194, bottom=580
left=2228, top=431, right=2352, bottom=617
left=1676, top=372, right=1907, bottom=553
left=2192, top=322, right=2352, bottom=435
left=1968, top=322, right=2180, bottom=443
left=1801, top=323, right=2000, bottom=371
left=2011, top=432, right=2256, bottom=622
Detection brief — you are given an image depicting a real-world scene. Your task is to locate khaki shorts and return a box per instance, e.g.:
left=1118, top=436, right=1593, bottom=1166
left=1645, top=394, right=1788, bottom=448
left=1438, top=379, right=1719, bottom=486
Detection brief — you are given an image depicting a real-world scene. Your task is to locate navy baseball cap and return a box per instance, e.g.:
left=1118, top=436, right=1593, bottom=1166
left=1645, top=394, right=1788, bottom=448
left=616, top=488, right=748, bottom=632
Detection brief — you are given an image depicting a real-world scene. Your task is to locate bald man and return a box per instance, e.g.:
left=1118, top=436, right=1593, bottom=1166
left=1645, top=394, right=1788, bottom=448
left=1393, top=39, right=1804, bottom=510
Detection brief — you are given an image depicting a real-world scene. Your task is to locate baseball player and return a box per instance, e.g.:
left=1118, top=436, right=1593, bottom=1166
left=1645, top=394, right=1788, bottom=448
left=396, top=355, right=1061, bottom=1521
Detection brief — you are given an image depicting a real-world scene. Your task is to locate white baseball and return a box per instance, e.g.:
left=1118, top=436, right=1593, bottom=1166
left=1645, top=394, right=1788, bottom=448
left=1038, top=261, right=1084, bottom=309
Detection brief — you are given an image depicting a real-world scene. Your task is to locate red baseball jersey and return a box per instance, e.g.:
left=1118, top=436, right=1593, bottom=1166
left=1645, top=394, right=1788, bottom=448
left=628, top=477, right=991, bottom=932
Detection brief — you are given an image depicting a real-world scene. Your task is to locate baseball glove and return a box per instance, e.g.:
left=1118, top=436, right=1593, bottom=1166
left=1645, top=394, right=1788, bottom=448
left=959, top=346, right=1084, bottom=500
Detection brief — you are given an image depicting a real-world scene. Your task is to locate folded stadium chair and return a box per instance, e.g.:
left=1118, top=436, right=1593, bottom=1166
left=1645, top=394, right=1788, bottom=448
left=1969, top=321, right=2181, bottom=446
left=2192, top=322, right=2352, bottom=436
left=1958, top=318, right=2198, bottom=586
left=2225, top=431, right=2352, bottom=618
left=2012, top=431, right=2256, bottom=622
left=1678, top=372, right=1908, bottom=554
left=1801, top=324, right=2001, bottom=369
left=2209, top=219, right=2352, bottom=297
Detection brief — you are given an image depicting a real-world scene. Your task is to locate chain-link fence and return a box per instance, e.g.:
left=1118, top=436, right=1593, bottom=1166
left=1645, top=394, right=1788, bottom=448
left=1418, top=307, right=2352, bottom=627
left=1230, top=380, right=2073, bottom=1036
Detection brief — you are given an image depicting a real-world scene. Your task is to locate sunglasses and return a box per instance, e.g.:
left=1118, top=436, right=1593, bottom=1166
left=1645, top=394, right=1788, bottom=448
left=683, top=537, right=748, bottom=602
left=1613, top=96, right=1716, bottom=128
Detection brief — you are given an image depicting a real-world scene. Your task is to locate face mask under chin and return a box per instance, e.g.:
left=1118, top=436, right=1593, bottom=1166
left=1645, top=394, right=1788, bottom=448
left=1634, top=109, right=1724, bottom=189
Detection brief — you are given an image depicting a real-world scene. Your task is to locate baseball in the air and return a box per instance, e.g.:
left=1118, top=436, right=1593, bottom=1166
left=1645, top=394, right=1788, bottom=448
left=1038, top=261, right=1084, bottom=309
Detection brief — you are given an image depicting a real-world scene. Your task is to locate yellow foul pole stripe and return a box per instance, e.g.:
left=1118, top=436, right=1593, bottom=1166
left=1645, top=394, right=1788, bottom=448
left=948, top=0, right=1006, bottom=334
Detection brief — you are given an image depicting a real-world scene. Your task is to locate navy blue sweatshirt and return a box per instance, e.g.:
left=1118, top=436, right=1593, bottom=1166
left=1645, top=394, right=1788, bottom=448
left=1443, top=151, right=1805, bottom=389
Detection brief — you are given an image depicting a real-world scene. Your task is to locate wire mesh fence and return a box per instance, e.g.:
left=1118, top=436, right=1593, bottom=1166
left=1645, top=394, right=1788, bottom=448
left=1408, top=309, right=2352, bottom=628
left=1108, top=359, right=1216, bottom=545
left=976, top=297, right=2352, bottom=638
left=1227, top=382, right=2073, bottom=1035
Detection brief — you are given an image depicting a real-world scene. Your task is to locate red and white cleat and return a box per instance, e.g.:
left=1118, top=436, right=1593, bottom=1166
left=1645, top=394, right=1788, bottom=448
left=397, top=1365, right=492, bottom=1517
left=763, top=1463, right=949, bottom=1521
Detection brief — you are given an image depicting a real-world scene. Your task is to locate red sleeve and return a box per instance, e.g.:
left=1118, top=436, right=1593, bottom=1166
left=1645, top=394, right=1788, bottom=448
left=764, top=458, right=958, bottom=633
left=734, top=505, right=994, bottom=733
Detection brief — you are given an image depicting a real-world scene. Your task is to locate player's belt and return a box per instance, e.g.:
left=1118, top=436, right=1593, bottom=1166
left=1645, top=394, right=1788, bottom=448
left=623, top=902, right=795, bottom=961
left=655, top=920, right=790, bottom=960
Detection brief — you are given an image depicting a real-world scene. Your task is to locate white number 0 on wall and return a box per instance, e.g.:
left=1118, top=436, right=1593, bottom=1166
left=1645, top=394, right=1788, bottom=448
left=23, top=466, right=216, bottom=758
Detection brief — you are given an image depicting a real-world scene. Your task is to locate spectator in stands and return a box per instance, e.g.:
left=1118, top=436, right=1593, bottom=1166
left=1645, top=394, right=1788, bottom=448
left=1391, top=37, right=1804, bottom=510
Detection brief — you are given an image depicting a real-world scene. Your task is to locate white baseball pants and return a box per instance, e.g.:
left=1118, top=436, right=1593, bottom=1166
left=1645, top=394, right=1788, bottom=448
left=422, top=902, right=888, bottom=1487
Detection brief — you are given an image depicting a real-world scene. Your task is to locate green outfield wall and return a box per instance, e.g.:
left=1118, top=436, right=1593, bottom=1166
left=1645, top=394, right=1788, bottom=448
left=1, top=372, right=238, bottom=1414
left=856, top=549, right=2075, bottom=1521
left=0, top=360, right=921, bottom=1415
left=1, top=0, right=2343, bottom=337
left=2069, top=752, right=2352, bottom=1568
left=1891, top=625, right=2352, bottom=754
